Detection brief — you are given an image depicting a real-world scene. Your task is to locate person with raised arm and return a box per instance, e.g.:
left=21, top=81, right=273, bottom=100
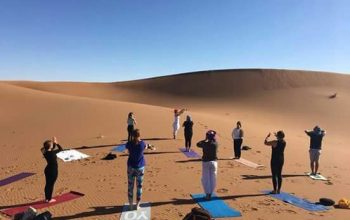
left=126, top=129, right=154, bottom=210
left=173, top=108, right=186, bottom=139
left=305, top=126, right=326, bottom=175
left=41, top=137, right=64, bottom=203
left=197, top=130, right=218, bottom=200
left=264, top=131, right=286, bottom=194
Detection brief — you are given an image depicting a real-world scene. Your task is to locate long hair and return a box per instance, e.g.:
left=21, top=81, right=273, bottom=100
left=41, top=140, right=52, bottom=154
left=131, top=129, right=141, bottom=144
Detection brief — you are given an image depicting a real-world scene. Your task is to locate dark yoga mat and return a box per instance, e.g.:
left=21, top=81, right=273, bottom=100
left=0, top=191, right=84, bottom=216
left=0, top=172, right=35, bottom=187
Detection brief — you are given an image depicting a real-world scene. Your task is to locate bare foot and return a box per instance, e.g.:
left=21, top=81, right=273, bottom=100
left=136, top=202, right=141, bottom=210
left=46, top=199, right=56, bottom=203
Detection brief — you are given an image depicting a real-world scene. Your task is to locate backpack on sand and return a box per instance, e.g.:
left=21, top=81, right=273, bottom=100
left=183, top=207, right=212, bottom=220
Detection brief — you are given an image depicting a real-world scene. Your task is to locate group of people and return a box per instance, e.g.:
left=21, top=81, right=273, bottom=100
left=40, top=109, right=326, bottom=211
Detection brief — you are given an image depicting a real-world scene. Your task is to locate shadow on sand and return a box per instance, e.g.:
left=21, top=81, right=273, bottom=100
left=73, top=144, right=120, bottom=150
left=121, top=137, right=173, bottom=141
left=52, top=205, right=124, bottom=220
left=51, top=193, right=265, bottom=219
left=241, top=174, right=308, bottom=180
left=119, top=151, right=180, bottom=157
left=175, top=159, right=201, bottom=163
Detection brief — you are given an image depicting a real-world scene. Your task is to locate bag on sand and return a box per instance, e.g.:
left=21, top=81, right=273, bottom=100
left=338, top=198, right=350, bottom=209
left=183, top=207, right=212, bottom=220
left=13, top=207, right=37, bottom=220
left=33, top=211, right=52, bottom=220
left=102, top=153, right=117, bottom=160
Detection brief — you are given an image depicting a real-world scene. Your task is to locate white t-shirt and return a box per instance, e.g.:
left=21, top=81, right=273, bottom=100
left=174, top=115, right=180, bottom=125
left=232, top=128, right=243, bottom=140
left=127, top=118, right=135, bottom=126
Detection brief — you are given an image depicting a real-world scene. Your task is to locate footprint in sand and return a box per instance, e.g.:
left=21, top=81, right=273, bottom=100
left=286, top=209, right=297, bottom=214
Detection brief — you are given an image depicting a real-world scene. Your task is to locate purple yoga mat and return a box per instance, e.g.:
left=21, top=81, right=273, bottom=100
left=0, top=172, right=35, bottom=187
left=179, top=148, right=201, bottom=158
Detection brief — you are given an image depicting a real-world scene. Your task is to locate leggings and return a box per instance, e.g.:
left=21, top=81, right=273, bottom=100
left=127, top=166, right=145, bottom=202
left=44, top=167, right=58, bottom=200
left=234, top=139, right=243, bottom=158
left=271, top=159, right=284, bottom=192
left=127, top=125, right=134, bottom=142
left=185, top=133, right=193, bottom=149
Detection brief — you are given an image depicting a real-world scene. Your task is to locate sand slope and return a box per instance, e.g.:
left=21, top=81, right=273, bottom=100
left=1, top=69, right=350, bottom=220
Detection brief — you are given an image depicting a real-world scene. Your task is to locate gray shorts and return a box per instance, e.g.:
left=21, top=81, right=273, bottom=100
left=309, top=149, right=321, bottom=162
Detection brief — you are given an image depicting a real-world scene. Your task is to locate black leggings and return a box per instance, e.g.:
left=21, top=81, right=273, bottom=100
left=185, top=133, right=193, bottom=149
left=44, top=167, right=58, bottom=200
left=234, top=139, right=243, bottom=158
left=127, top=125, right=134, bottom=142
left=271, top=159, right=284, bottom=192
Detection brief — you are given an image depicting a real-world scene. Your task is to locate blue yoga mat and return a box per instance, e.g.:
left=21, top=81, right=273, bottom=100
left=0, top=172, right=35, bottom=187
left=191, top=193, right=241, bottom=218
left=179, top=148, right=201, bottom=158
left=262, top=190, right=329, bottom=211
left=112, top=144, right=126, bottom=152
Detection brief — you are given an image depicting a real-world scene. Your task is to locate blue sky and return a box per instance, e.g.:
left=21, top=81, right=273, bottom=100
left=0, top=0, right=349, bottom=82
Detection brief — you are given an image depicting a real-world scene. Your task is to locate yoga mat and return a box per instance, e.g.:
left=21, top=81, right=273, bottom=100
left=0, top=172, right=35, bottom=187
left=262, top=190, right=329, bottom=211
left=120, top=202, right=151, bottom=220
left=191, top=193, right=241, bottom=218
left=112, top=144, right=126, bottom=152
left=305, top=172, right=328, bottom=181
left=179, top=148, right=201, bottom=158
left=56, top=150, right=89, bottom=162
left=0, top=191, right=84, bottom=216
left=235, top=158, right=264, bottom=169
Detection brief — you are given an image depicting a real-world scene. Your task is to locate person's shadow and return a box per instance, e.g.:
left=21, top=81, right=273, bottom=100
left=52, top=205, right=124, bottom=219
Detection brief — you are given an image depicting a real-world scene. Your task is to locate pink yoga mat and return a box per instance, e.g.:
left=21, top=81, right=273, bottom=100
left=0, top=191, right=84, bottom=216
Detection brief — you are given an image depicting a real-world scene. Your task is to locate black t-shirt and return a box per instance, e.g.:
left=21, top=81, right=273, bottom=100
left=43, top=144, right=63, bottom=169
left=271, top=140, right=286, bottom=161
left=197, top=140, right=218, bottom=161
left=183, top=121, right=193, bottom=134
left=307, top=131, right=325, bottom=150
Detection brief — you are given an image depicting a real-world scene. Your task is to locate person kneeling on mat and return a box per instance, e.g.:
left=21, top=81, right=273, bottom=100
left=197, top=130, right=218, bottom=200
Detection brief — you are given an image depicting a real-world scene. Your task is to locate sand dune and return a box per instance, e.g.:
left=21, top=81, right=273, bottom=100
left=1, top=69, right=350, bottom=219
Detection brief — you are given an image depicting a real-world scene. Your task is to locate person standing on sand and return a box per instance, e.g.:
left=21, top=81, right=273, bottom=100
left=127, top=112, right=137, bottom=142
left=41, top=137, right=64, bottom=203
left=232, top=121, right=244, bottom=159
left=197, top=130, right=218, bottom=200
left=305, top=126, right=326, bottom=175
left=126, top=129, right=154, bottom=210
left=264, top=131, right=286, bottom=194
left=173, top=108, right=186, bottom=139
left=183, top=115, right=194, bottom=152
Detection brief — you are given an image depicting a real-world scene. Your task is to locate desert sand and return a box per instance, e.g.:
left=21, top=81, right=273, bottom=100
left=1, top=69, right=350, bottom=219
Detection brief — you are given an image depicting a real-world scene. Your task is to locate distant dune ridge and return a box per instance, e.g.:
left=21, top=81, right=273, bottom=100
left=4, top=69, right=350, bottom=100
left=1, top=69, right=350, bottom=220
